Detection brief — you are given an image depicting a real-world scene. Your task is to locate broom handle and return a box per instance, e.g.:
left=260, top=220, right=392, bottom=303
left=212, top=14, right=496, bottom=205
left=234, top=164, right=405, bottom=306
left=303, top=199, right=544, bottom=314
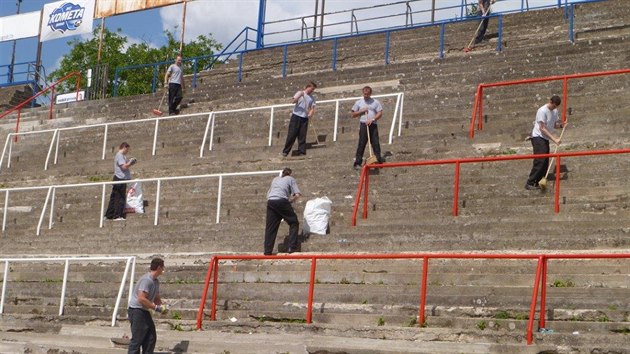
left=158, top=89, right=167, bottom=110
left=466, top=6, right=491, bottom=48
left=366, top=119, right=374, bottom=158
left=543, top=122, right=567, bottom=178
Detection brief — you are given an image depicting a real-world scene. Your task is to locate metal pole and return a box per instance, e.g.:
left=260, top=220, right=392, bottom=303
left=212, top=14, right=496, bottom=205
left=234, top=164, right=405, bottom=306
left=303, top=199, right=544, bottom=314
left=9, top=0, right=23, bottom=83
left=97, top=17, right=105, bottom=63
left=431, top=0, right=436, bottom=23
left=313, top=0, right=319, bottom=41
left=180, top=0, right=188, bottom=55
left=256, top=0, right=266, bottom=48
left=319, top=0, right=325, bottom=39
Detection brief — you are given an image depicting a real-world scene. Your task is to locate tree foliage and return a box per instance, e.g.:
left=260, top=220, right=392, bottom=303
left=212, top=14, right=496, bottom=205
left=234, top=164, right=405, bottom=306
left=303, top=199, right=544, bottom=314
left=49, top=27, right=221, bottom=97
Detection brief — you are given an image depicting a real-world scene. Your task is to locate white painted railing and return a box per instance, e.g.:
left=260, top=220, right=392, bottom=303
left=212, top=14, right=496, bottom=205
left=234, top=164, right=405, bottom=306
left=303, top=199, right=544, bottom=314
left=0, top=170, right=282, bottom=236
left=0, top=92, right=404, bottom=170
left=199, top=92, right=404, bottom=157
left=0, top=256, right=135, bottom=327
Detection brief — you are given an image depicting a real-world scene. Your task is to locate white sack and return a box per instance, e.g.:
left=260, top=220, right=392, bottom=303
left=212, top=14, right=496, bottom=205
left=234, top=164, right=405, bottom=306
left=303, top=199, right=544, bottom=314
left=303, top=197, right=332, bottom=235
left=125, top=182, right=144, bottom=214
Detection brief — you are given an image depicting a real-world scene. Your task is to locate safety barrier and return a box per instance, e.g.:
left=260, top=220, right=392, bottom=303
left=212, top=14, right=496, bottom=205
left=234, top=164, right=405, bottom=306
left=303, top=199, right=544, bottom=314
left=0, top=256, right=135, bottom=327
left=351, top=148, right=630, bottom=226
left=469, top=68, right=630, bottom=139
left=195, top=252, right=630, bottom=345
left=0, top=72, right=81, bottom=142
left=0, top=170, right=282, bottom=236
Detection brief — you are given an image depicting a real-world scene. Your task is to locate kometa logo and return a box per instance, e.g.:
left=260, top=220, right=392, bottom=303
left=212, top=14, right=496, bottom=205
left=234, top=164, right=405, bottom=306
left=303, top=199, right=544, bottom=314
left=47, top=2, right=86, bottom=33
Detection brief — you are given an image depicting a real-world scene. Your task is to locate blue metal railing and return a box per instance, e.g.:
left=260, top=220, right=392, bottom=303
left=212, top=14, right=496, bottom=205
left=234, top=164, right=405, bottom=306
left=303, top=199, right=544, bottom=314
left=0, top=61, right=36, bottom=86
left=111, top=0, right=606, bottom=92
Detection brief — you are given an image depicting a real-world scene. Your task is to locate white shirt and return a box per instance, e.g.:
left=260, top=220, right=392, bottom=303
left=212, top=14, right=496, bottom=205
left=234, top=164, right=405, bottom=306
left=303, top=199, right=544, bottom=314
left=531, top=104, right=559, bottom=140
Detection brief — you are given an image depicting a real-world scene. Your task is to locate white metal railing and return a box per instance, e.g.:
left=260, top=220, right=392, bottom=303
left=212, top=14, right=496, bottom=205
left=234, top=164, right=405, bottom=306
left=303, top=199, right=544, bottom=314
left=0, top=92, right=404, bottom=171
left=199, top=92, right=405, bottom=157
left=1, top=170, right=282, bottom=236
left=0, top=256, right=135, bottom=327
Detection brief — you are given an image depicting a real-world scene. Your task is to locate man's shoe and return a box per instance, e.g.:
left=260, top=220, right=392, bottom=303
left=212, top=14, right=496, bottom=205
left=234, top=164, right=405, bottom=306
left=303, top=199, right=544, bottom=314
left=114, top=217, right=126, bottom=221
left=287, top=249, right=299, bottom=254
left=280, top=152, right=288, bottom=157
left=525, top=183, right=540, bottom=190
left=263, top=252, right=275, bottom=256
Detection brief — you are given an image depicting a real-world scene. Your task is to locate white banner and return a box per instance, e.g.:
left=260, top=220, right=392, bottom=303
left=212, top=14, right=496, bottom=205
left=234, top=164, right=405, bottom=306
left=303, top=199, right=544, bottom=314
left=40, top=0, right=95, bottom=42
left=55, top=90, right=85, bottom=104
left=0, top=11, right=41, bottom=42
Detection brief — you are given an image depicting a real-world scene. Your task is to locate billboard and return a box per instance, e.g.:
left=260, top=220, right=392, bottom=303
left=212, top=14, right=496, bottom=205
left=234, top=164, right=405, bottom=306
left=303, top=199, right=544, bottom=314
left=95, top=0, right=184, bottom=18
left=0, top=11, right=41, bottom=42
left=40, top=0, right=96, bottom=42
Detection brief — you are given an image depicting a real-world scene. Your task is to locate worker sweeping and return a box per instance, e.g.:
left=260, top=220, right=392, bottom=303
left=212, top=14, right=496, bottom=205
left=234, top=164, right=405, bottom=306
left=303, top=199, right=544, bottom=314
left=464, top=0, right=494, bottom=52
left=525, top=95, right=568, bottom=191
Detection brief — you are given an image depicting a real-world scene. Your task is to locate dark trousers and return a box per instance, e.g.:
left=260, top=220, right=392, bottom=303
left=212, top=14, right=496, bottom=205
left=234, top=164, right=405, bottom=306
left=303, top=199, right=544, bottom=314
left=264, top=199, right=299, bottom=255
left=168, top=83, right=183, bottom=114
left=527, top=137, right=550, bottom=186
left=105, top=176, right=127, bottom=219
left=282, top=114, right=309, bottom=155
left=475, top=0, right=491, bottom=44
left=127, top=308, right=156, bottom=354
left=355, top=123, right=382, bottom=166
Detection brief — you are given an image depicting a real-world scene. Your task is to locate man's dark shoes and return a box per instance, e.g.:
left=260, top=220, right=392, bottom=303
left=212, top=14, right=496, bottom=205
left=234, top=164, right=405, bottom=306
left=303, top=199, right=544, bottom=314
left=525, top=183, right=540, bottom=190
left=287, top=248, right=299, bottom=254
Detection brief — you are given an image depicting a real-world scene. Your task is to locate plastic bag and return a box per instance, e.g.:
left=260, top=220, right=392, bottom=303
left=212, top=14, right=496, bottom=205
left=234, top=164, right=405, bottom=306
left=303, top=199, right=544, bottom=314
left=303, top=197, right=332, bottom=235
left=125, top=182, right=144, bottom=214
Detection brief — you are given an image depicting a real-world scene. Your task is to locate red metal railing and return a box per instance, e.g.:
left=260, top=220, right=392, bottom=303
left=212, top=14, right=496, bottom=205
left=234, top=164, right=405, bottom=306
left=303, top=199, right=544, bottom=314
left=351, top=148, right=630, bottom=226
left=0, top=71, right=81, bottom=142
left=469, top=68, right=630, bottom=139
left=195, top=252, right=630, bottom=345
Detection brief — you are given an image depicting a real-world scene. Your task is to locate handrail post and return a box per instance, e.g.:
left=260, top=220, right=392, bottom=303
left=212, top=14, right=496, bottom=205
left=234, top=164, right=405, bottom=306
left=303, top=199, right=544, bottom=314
left=306, top=257, right=317, bottom=324
left=14, top=110, right=21, bottom=143
left=562, top=78, right=568, bottom=123
left=152, top=120, right=159, bottom=156
left=568, top=4, right=574, bottom=43
left=210, top=257, right=219, bottom=320
left=469, top=85, right=481, bottom=139
left=268, top=107, right=274, bottom=146
left=237, top=53, right=244, bottom=83
left=196, top=256, right=216, bottom=329
left=362, top=166, right=370, bottom=219
left=554, top=156, right=561, bottom=213
left=0, top=261, right=8, bottom=314
left=351, top=165, right=366, bottom=226
left=215, top=176, right=223, bottom=224
left=102, top=125, right=108, bottom=160
left=0, top=135, right=11, bottom=171
left=439, top=23, right=445, bottom=59
left=333, top=100, right=339, bottom=142
left=209, top=112, right=216, bottom=152
left=453, top=162, right=460, bottom=216
left=526, top=256, right=544, bottom=345
left=418, top=256, right=429, bottom=325
left=49, top=86, right=55, bottom=120
left=389, top=94, right=401, bottom=144
left=538, top=257, right=549, bottom=329
left=2, top=190, right=9, bottom=232
left=59, top=259, right=70, bottom=315
left=44, top=130, right=58, bottom=171
left=36, top=187, right=54, bottom=236
left=112, top=257, right=133, bottom=327
left=54, top=130, right=61, bottom=166
left=48, top=187, right=56, bottom=230
left=100, top=184, right=106, bottom=228
left=398, top=93, right=404, bottom=137
left=154, top=180, right=161, bottom=226
left=282, top=45, right=288, bottom=78
left=384, top=31, right=390, bottom=65
left=477, top=86, right=484, bottom=131
left=332, top=38, right=338, bottom=71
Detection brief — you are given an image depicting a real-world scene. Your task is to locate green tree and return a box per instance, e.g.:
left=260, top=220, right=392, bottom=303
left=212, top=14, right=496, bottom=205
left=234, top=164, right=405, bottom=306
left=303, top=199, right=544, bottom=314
left=49, top=27, right=222, bottom=97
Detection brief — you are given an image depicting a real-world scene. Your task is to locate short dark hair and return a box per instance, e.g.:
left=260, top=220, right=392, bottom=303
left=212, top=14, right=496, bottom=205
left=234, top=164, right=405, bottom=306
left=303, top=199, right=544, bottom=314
left=119, top=142, right=130, bottom=149
left=550, top=95, right=561, bottom=105
left=306, top=81, right=317, bottom=89
left=282, top=167, right=292, bottom=177
left=150, top=258, right=164, bottom=271
left=363, top=86, right=373, bottom=94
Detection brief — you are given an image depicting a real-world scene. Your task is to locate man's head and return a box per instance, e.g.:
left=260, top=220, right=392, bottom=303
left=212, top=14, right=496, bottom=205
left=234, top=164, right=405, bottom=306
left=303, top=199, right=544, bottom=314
left=304, top=81, right=317, bottom=94
left=150, top=258, right=165, bottom=275
left=119, top=142, right=130, bottom=154
left=281, top=167, right=292, bottom=177
left=549, top=95, right=561, bottom=109
left=362, top=86, right=373, bottom=99
left=175, top=55, right=182, bottom=66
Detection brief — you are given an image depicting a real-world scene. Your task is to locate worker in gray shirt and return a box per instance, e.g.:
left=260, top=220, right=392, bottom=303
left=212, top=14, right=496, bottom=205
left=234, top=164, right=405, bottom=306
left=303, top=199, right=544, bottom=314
left=264, top=168, right=301, bottom=255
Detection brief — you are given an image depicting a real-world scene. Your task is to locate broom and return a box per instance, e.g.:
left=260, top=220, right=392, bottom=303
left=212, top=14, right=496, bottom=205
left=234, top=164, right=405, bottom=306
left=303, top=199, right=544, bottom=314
left=539, top=122, right=567, bottom=190
left=365, top=123, right=378, bottom=165
left=152, top=89, right=168, bottom=116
